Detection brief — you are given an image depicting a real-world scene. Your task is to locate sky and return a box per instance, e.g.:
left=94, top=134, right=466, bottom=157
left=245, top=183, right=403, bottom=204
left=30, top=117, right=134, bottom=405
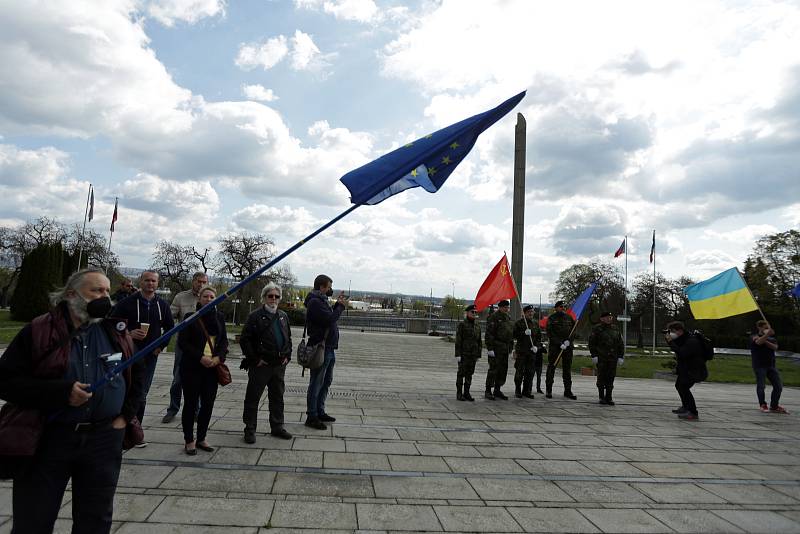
left=1, top=0, right=798, bottom=302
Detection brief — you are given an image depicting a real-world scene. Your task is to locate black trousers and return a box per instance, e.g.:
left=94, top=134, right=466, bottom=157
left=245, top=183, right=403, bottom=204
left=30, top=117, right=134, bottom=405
left=243, top=363, right=286, bottom=431
left=675, top=376, right=698, bottom=415
left=546, top=344, right=573, bottom=391
left=181, top=367, right=218, bottom=443
left=12, top=423, right=124, bottom=534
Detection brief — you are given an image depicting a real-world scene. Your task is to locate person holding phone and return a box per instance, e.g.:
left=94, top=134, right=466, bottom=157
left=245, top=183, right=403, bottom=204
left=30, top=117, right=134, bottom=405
left=750, top=321, right=788, bottom=414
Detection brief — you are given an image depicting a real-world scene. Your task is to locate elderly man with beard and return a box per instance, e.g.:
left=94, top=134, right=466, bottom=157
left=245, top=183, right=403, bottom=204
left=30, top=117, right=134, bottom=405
left=0, top=268, right=146, bottom=534
left=240, top=283, right=293, bottom=443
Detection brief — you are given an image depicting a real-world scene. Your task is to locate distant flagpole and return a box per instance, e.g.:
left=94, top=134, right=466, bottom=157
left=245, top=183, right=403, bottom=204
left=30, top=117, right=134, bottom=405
left=623, top=235, right=628, bottom=357
left=651, top=230, right=656, bottom=356
left=504, top=250, right=536, bottom=350
left=77, top=183, right=92, bottom=269
left=106, top=197, right=118, bottom=273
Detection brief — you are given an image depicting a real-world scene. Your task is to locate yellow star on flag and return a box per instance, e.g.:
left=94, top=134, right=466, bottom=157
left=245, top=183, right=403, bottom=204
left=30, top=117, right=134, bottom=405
left=411, top=168, right=418, bottom=177
left=450, top=142, right=460, bottom=150
left=404, top=142, right=414, bottom=148
left=441, top=156, right=451, bottom=165
left=429, top=166, right=438, bottom=176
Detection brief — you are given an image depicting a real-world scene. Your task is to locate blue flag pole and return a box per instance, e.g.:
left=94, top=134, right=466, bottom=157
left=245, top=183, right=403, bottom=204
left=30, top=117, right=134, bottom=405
left=91, top=203, right=361, bottom=392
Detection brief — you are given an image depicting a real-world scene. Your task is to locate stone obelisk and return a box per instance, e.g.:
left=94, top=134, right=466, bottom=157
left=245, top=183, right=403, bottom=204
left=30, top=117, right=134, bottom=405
left=510, top=113, right=526, bottom=321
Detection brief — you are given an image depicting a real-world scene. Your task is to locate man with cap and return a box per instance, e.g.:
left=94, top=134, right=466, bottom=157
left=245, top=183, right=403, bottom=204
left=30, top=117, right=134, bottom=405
left=545, top=300, right=577, bottom=399
left=454, top=304, right=482, bottom=401
left=484, top=300, right=514, bottom=400
left=512, top=305, right=543, bottom=399
left=588, top=311, right=625, bottom=405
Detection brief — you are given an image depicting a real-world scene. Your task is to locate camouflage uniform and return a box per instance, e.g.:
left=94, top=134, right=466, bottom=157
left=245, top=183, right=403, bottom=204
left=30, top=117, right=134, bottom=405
left=455, top=317, right=482, bottom=400
left=588, top=322, right=624, bottom=404
left=513, top=317, right=543, bottom=397
left=545, top=311, right=575, bottom=396
left=484, top=311, right=514, bottom=394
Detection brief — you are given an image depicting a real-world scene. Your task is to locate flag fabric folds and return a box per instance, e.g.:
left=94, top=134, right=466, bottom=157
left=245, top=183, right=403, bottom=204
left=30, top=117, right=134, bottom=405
left=474, top=254, right=518, bottom=312
left=649, top=231, right=655, bottom=263
left=684, top=268, right=759, bottom=319
left=614, top=238, right=625, bottom=258
left=787, top=282, right=800, bottom=298
left=110, top=198, right=118, bottom=232
left=340, top=91, right=526, bottom=205
left=88, top=187, right=94, bottom=222
left=539, top=282, right=598, bottom=327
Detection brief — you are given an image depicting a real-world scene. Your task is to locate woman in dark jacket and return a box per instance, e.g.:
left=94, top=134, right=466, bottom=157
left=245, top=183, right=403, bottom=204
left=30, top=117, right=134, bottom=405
left=177, top=286, right=228, bottom=454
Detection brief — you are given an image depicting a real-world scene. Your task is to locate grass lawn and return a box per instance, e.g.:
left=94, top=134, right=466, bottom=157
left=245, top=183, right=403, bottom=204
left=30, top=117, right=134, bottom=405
left=0, top=309, right=27, bottom=344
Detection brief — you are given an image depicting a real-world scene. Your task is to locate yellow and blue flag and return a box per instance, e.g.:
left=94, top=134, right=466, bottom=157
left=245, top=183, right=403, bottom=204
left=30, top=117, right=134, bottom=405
left=340, top=91, right=525, bottom=205
left=684, top=268, right=759, bottom=319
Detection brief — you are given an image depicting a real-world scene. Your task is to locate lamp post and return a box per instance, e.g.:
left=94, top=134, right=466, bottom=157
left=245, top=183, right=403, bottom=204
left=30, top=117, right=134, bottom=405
left=232, top=299, right=240, bottom=325
left=248, top=298, right=255, bottom=315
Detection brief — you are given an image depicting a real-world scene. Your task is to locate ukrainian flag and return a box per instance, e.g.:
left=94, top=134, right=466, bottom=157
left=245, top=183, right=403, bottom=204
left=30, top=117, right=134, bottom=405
left=684, top=268, right=759, bottom=319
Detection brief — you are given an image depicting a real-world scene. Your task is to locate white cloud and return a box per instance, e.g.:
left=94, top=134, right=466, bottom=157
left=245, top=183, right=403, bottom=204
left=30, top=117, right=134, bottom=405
left=703, top=225, right=778, bottom=244
left=684, top=249, right=738, bottom=272
left=242, top=84, right=278, bottom=102
left=294, top=0, right=378, bottom=23
left=235, top=35, right=289, bottom=71
left=117, top=173, right=219, bottom=217
left=234, top=30, right=333, bottom=73
left=230, top=204, right=321, bottom=238
left=0, top=144, right=69, bottom=187
left=289, top=30, right=321, bottom=70
left=146, top=0, right=225, bottom=27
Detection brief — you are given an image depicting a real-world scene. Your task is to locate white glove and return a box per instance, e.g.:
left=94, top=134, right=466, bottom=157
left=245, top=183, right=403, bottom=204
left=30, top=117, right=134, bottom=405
left=487, top=350, right=495, bottom=358
left=618, top=358, right=624, bottom=366
left=524, top=329, right=532, bottom=336
left=591, top=356, right=598, bottom=365
left=532, top=345, right=538, bottom=354
left=563, top=340, right=570, bottom=348
left=456, top=356, right=461, bottom=363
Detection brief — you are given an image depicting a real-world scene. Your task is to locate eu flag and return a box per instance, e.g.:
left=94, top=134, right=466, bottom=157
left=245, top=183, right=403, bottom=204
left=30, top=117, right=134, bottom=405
left=340, top=91, right=526, bottom=205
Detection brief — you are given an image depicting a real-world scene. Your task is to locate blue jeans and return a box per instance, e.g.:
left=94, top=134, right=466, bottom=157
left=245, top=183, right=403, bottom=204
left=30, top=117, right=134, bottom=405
left=754, top=366, right=783, bottom=408
left=166, top=345, right=183, bottom=415
left=307, top=348, right=335, bottom=418
left=136, top=354, right=159, bottom=423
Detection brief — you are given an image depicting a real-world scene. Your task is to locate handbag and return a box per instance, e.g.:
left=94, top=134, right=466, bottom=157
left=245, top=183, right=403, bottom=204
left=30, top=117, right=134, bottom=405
left=198, top=315, right=232, bottom=387
left=296, top=322, right=327, bottom=376
left=122, top=416, right=145, bottom=450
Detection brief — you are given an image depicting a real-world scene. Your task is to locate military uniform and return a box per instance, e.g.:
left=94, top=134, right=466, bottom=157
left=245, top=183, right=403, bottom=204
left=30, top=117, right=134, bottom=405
left=455, top=315, right=482, bottom=401
left=512, top=316, right=542, bottom=398
left=545, top=309, right=576, bottom=398
left=588, top=321, right=624, bottom=405
left=484, top=307, right=514, bottom=398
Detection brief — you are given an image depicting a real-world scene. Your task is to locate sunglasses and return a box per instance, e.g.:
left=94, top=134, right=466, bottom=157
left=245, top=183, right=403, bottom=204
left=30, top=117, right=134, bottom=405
left=266, top=294, right=280, bottom=299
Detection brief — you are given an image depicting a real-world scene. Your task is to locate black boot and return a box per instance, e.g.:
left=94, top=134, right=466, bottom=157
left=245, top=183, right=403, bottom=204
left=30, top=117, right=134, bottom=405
left=564, top=390, right=577, bottom=400
left=605, top=386, right=615, bottom=406
left=484, top=388, right=495, bottom=400
left=494, top=388, right=508, bottom=400
left=598, top=386, right=607, bottom=405
left=463, top=383, right=474, bottom=401
left=515, top=384, right=522, bottom=398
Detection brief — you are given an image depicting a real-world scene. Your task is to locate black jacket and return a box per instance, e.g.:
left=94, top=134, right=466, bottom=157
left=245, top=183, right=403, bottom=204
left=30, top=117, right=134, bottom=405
left=304, top=290, right=344, bottom=349
left=177, top=310, right=228, bottom=375
left=239, top=307, right=292, bottom=367
left=110, top=292, right=175, bottom=356
left=669, top=332, right=708, bottom=383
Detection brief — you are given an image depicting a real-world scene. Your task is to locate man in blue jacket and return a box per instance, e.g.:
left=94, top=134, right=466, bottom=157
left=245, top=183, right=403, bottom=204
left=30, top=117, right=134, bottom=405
left=304, top=274, right=347, bottom=430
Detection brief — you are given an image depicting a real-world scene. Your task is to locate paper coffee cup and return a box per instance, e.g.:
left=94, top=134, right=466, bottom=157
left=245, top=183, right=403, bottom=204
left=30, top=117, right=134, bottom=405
left=140, top=323, right=150, bottom=335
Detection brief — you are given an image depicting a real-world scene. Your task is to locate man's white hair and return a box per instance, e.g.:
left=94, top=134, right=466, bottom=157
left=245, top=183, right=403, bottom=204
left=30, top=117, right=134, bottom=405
left=49, top=268, right=106, bottom=307
left=260, top=282, right=282, bottom=301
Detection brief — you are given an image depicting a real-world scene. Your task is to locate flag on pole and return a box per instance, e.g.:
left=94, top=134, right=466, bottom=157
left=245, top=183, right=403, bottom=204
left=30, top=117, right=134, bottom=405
left=88, top=187, right=94, bottom=222
left=538, top=282, right=598, bottom=327
left=110, top=198, right=118, bottom=232
left=613, top=238, right=625, bottom=258
left=473, top=254, right=518, bottom=312
left=341, top=92, right=526, bottom=205
left=684, top=268, right=759, bottom=319
left=649, top=231, right=655, bottom=263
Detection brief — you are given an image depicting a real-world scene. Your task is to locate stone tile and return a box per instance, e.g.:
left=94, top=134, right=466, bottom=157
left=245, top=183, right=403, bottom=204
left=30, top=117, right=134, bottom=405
left=442, top=431, right=498, bottom=444
left=269, top=501, right=357, bottom=529
left=160, top=467, right=276, bottom=493
left=117, top=524, right=258, bottom=534
left=292, top=437, right=347, bottom=452
left=148, top=496, right=272, bottom=527
left=58, top=493, right=164, bottom=522
left=434, top=505, right=521, bottom=532
left=711, top=509, right=800, bottom=533
left=630, top=482, right=727, bottom=504
left=271, top=472, right=373, bottom=497
left=118, top=464, right=174, bottom=489
left=356, top=503, right=442, bottom=531
left=443, top=457, right=527, bottom=475
left=208, top=446, right=263, bottom=465
left=508, top=507, right=600, bottom=533
left=697, top=463, right=768, bottom=480
left=123, top=443, right=209, bottom=463
left=539, top=447, right=627, bottom=461
left=579, top=508, right=671, bottom=533
left=615, top=448, right=686, bottom=463
left=517, top=459, right=596, bottom=476
left=647, top=509, right=745, bottom=533
left=547, top=433, right=610, bottom=447
left=257, top=449, right=323, bottom=468
left=324, top=452, right=391, bottom=471
left=555, top=481, right=653, bottom=504
left=767, top=483, right=800, bottom=500
left=468, top=478, right=572, bottom=502
left=631, top=462, right=717, bottom=478
left=333, top=425, right=400, bottom=440
left=491, top=432, right=555, bottom=445
left=475, top=445, right=542, bottom=459
left=416, top=443, right=479, bottom=457
left=346, top=440, right=419, bottom=455
left=388, top=455, right=452, bottom=473
left=671, top=451, right=765, bottom=464
left=373, top=476, right=478, bottom=500
left=698, top=483, right=799, bottom=504
left=399, top=429, right=448, bottom=441
left=583, top=461, right=650, bottom=477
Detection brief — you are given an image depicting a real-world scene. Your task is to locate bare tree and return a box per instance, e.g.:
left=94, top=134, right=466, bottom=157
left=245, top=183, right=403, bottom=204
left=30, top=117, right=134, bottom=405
left=215, top=233, right=296, bottom=304
left=64, top=224, right=119, bottom=270
left=150, top=240, right=199, bottom=291
left=191, top=246, right=213, bottom=273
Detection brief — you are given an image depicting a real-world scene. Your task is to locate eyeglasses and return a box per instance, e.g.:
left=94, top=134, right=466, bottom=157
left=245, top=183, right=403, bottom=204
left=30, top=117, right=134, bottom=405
left=266, top=294, right=280, bottom=299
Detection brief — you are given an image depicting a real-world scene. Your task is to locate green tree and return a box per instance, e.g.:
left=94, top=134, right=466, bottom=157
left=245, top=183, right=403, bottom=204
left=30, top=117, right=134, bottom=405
left=551, top=261, right=625, bottom=319
left=10, top=242, right=65, bottom=321
left=441, top=295, right=464, bottom=320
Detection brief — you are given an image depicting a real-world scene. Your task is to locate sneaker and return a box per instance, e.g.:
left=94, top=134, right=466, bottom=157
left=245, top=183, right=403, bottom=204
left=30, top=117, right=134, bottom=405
left=678, top=412, right=699, bottom=421
left=759, top=404, right=770, bottom=413
left=318, top=413, right=336, bottom=422
left=672, top=406, right=688, bottom=414
left=134, top=441, right=148, bottom=448
left=270, top=428, right=293, bottom=440
left=770, top=405, right=790, bottom=414
left=161, top=413, right=176, bottom=424
left=305, top=417, right=327, bottom=430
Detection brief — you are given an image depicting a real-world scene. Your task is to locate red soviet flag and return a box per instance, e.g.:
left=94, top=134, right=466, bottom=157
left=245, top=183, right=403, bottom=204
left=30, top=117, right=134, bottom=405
left=474, top=254, right=518, bottom=312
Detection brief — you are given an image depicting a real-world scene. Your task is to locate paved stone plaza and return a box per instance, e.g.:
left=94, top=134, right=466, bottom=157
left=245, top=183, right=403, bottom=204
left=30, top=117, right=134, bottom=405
left=3, top=328, right=800, bottom=533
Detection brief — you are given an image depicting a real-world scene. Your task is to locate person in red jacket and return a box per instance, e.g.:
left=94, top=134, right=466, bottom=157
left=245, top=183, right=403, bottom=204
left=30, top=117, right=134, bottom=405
left=0, top=268, right=146, bottom=534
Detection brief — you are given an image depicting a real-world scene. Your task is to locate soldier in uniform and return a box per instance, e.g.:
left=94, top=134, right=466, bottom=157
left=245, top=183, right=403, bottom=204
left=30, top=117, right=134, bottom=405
left=512, top=304, right=542, bottom=399
left=454, top=304, right=481, bottom=401
left=588, top=311, right=624, bottom=405
left=484, top=300, right=514, bottom=400
left=545, top=300, right=577, bottom=400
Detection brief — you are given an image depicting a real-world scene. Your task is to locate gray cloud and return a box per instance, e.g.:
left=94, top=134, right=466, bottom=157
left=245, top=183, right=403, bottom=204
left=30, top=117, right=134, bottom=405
left=550, top=203, right=627, bottom=256
left=612, top=50, right=681, bottom=76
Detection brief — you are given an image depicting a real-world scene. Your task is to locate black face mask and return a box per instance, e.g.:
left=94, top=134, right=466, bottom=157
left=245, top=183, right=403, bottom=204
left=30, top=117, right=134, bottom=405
left=86, top=296, right=113, bottom=319
left=325, top=288, right=334, bottom=297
